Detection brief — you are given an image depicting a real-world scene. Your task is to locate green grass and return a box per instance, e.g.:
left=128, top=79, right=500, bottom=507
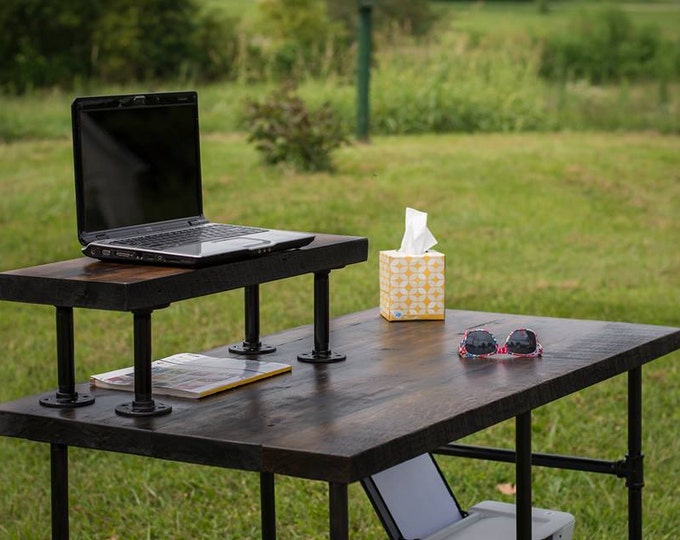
left=1, top=3, right=679, bottom=537
left=444, top=1, right=680, bottom=39
left=1, top=130, right=679, bottom=538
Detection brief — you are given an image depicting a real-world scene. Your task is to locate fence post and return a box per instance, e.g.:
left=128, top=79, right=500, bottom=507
left=357, top=0, right=373, bottom=142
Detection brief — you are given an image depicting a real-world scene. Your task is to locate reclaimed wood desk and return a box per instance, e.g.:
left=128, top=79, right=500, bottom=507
left=1, top=306, right=679, bottom=535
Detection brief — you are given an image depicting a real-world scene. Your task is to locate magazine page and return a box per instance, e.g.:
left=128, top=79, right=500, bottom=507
left=90, top=353, right=292, bottom=399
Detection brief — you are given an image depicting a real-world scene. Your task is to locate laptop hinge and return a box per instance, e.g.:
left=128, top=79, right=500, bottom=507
left=189, top=218, right=208, bottom=226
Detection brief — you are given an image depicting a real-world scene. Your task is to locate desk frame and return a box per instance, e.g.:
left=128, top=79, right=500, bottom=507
left=39, top=269, right=344, bottom=418
left=436, top=366, right=643, bottom=539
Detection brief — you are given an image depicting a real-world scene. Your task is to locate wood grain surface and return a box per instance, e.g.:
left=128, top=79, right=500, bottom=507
left=0, top=234, right=368, bottom=311
left=1, top=308, right=679, bottom=484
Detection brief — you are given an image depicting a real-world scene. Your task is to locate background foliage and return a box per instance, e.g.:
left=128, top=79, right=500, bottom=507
left=0, top=0, right=205, bottom=91
left=0, top=0, right=437, bottom=92
left=1, top=0, right=679, bottom=141
left=539, top=5, right=679, bottom=84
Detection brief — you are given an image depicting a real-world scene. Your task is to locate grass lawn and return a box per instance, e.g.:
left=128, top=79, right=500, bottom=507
left=1, top=130, right=679, bottom=538
left=444, top=0, right=680, bottom=39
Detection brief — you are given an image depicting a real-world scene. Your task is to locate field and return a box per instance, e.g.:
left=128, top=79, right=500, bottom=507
left=1, top=1, right=680, bottom=539
left=1, top=130, right=679, bottom=538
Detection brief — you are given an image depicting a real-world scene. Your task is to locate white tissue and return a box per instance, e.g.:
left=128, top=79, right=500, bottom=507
left=398, top=207, right=438, bottom=255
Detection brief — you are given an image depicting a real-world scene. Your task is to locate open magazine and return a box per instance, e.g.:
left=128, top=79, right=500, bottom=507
left=90, top=353, right=292, bottom=399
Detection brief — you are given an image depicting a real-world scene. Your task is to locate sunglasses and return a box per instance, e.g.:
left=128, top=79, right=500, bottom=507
left=458, top=328, right=543, bottom=358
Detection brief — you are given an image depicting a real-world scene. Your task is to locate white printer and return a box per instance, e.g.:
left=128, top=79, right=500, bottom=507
left=362, top=453, right=575, bottom=540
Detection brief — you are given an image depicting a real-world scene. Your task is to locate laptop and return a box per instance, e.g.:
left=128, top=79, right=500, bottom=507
left=71, top=91, right=315, bottom=267
left=361, top=453, right=575, bottom=540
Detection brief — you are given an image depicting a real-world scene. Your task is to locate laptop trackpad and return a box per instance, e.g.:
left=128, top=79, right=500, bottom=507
left=212, top=238, right=269, bottom=247
left=168, top=237, right=269, bottom=256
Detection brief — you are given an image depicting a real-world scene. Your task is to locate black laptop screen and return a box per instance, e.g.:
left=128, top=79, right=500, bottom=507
left=75, top=97, right=202, bottom=237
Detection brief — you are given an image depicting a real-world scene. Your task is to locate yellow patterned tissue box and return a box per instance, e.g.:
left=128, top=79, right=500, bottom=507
left=379, top=250, right=445, bottom=321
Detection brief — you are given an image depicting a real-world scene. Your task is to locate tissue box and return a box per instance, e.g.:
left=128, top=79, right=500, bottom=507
left=379, top=250, right=445, bottom=321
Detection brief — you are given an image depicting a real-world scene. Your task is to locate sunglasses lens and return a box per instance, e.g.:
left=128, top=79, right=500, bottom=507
left=464, top=330, right=497, bottom=356
left=505, top=330, right=538, bottom=355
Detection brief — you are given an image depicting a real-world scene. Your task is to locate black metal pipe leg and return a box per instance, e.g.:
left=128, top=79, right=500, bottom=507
left=50, top=443, right=69, bottom=540
left=628, top=367, right=644, bottom=540
left=115, top=310, right=171, bottom=417
left=229, top=285, right=276, bottom=355
left=260, top=472, right=276, bottom=540
left=329, top=482, right=349, bottom=540
left=40, top=306, right=94, bottom=408
left=516, top=411, right=532, bottom=540
left=298, top=271, right=345, bottom=363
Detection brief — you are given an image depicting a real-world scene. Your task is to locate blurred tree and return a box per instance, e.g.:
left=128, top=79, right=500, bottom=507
left=91, top=0, right=196, bottom=82
left=256, top=0, right=348, bottom=78
left=327, top=0, right=436, bottom=39
left=0, top=0, right=236, bottom=92
left=0, top=0, right=102, bottom=91
left=259, top=0, right=339, bottom=49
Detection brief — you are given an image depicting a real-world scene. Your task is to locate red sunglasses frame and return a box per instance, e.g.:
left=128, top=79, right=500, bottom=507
left=458, top=328, right=543, bottom=358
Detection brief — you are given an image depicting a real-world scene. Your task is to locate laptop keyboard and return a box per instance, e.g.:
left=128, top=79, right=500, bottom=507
left=112, top=224, right=266, bottom=250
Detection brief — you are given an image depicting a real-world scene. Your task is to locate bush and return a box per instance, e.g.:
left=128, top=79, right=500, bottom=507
left=369, top=33, right=552, bottom=134
left=539, top=7, right=678, bottom=84
left=253, top=0, right=351, bottom=80
left=244, top=84, right=349, bottom=172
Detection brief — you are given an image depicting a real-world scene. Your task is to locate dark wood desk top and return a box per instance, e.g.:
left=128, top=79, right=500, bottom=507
left=0, top=233, right=368, bottom=311
left=1, top=308, right=679, bottom=484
